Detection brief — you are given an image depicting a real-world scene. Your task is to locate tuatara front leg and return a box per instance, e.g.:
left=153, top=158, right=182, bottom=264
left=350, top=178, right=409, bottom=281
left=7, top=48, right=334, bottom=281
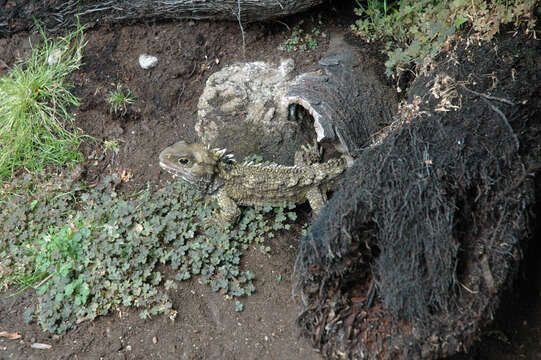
left=306, top=186, right=327, bottom=215
left=294, top=141, right=321, bottom=167
left=215, top=188, right=241, bottom=225
left=294, top=142, right=328, bottom=216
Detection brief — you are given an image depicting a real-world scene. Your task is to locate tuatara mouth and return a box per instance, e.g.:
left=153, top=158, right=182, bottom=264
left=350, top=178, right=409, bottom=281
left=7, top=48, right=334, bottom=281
left=159, top=160, right=196, bottom=184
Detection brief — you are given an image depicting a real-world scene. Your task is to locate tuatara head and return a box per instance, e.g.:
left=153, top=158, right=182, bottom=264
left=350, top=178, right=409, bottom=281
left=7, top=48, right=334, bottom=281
left=159, top=141, right=223, bottom=192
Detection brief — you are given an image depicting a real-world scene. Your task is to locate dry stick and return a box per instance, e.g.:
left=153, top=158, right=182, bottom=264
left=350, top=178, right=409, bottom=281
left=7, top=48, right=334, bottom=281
left=33, top=273, right=53, bottom=290
left=481, top=98, right=520, bottom=151
left=235, top=0, right=246, bottom=59
left=460, top=85, right=515, bottom=105
left=366, top=278, right=376, bottom=308
left=272, top=19, right=290, bottom=31
left=460, top=85, right=519, bottom=150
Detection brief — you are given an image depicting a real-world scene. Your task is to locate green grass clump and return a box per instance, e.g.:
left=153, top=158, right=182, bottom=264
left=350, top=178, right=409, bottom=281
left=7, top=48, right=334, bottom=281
left=0, top=171, right=297, bottom=334
left=107, top=84, right=136, bottom=115
left=351, top=0, right=537, bottom=75
left=0, top=24, right=86, bottom=179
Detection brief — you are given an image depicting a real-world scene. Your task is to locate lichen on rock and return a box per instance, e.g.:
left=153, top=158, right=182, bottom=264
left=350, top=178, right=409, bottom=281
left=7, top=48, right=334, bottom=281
left=197, top=59, right=313, bottom=164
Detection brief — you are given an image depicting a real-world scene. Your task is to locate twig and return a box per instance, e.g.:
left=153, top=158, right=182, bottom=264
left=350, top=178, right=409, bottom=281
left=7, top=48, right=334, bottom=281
left=77, top=3, right=114, bottom=16
left=481, top=97, right=519, bottom=150
left=458, top=281, right=479, bottom=294
left=480, top=254, right=496, bottom=294
left=33, top=273, right=53, bottom=290
left=235, top=0, right=246, bottom=59
left=460, top=85, right=519, bottom=150
left=460, top=85, right=515, bottom=105
left=272, top=19, right=290, bottom=31
left=366, top=279, right=376, bottom=308
left=176, top=83, right=185, bottom=105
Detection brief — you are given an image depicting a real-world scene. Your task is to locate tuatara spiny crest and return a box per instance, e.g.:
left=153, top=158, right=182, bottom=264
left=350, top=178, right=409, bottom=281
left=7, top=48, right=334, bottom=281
left=159, top=141, right=348, bottom=224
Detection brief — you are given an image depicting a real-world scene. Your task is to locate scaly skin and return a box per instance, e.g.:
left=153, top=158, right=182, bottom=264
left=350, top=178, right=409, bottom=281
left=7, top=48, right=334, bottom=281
left=159, top=141, right=347, bottom=224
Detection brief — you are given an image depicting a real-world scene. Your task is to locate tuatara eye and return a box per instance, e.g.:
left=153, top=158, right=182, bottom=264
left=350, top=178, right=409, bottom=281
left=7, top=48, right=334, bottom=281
left=178, top=158, right=189, bottom=165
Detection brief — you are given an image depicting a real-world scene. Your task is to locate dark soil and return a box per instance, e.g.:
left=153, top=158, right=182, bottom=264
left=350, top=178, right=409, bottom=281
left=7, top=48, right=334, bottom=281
left=1, top=6, right=540, bottom=360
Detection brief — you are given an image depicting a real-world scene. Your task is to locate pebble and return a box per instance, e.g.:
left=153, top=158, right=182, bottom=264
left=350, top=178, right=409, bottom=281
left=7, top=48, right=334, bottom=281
left=138, top=54, right=158, bottom=69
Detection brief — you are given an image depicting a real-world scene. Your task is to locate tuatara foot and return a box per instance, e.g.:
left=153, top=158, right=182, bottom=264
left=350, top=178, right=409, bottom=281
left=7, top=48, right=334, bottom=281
left=215, top=188, right=241, bottom=225
left=294, top=141, right=321, bottom=167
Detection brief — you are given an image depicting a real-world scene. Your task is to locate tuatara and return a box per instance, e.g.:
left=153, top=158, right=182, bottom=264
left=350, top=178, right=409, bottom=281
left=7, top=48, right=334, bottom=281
left=159, top=141, right=348, bottom=224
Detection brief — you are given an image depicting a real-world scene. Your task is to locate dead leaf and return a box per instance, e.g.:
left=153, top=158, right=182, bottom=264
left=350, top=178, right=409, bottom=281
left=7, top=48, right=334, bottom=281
left=119, top=169, right=132, bottom=183
left=31, top=343, right=52, bottom=350
left=200, top=63, right=210, bottom=72
left=0, top=331, right=21, bottom=340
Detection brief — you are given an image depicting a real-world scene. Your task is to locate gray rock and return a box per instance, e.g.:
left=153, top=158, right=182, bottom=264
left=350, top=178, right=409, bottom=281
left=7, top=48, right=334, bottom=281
left=196, top=59, right=308, bottom=164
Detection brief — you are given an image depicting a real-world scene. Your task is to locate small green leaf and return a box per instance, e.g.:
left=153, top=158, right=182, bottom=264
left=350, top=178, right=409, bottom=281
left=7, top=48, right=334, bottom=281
left=287, top=212, right=297, bottom=221
left=80, top=282, right=90, bottom=299
left=139, top=310, right=150, bottom=320
left=233, top=301, right=244, bottom=312
left=64, top=282, right=76, bottom=296
left=37, top=282, right=50, bottom=295
left=29, top=199, right=38, bottom=210
left=59, top=261, right=73, bottom=277
left=454, top=16, right=467, bottom=29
